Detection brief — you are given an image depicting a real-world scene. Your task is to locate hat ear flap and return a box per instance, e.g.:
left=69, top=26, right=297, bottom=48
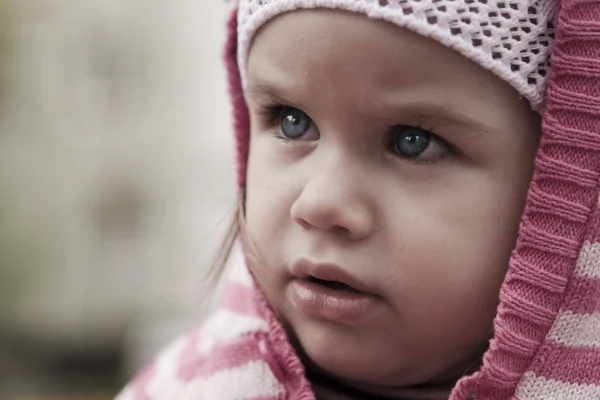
left=224, top=7, right=251, bottom=192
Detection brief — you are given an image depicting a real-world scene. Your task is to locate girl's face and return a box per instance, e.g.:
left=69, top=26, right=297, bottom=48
left=244, top=9, right=540, bottom=391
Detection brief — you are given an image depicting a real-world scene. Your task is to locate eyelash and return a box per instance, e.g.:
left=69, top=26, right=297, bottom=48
left=257, top=101, right=287, bottom=125
left=255, top=102, right=454, bottom=164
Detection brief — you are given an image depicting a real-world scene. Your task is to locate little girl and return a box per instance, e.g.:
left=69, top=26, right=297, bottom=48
left=116, top=0, right=600, bottom=399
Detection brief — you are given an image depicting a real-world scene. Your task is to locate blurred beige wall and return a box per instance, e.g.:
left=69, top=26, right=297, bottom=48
left=0, top=0, right=236, bottom=379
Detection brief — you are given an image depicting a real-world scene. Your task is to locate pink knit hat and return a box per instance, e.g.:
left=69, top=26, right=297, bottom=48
left=237, top=0, right=559, bottom=111
left=224, top=0, right=600, bottom=398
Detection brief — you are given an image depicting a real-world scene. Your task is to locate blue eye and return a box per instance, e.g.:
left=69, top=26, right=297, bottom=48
left=392, top=126, right=432, bottom=159
left=281, top=107, right=312, bottom=140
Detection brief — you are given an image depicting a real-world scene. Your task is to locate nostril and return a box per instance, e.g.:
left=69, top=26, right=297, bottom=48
left=295, top=216, right=312, bottom=230
left=331, top=225, right=351, bottom=236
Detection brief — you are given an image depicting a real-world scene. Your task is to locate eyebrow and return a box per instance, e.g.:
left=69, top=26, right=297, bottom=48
left=246, top=79, right=299, bottom=105
left=402, top=105, right=501, bottom=136
left=247, top=78, right=500, bottom=136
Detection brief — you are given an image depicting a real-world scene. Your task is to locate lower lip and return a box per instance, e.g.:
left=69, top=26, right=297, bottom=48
left=288, top=279, right=380, bottom=324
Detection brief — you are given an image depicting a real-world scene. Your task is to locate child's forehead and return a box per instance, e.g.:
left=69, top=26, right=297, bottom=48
left=248, top=10, right=479, bottom=77
left=237, top=0, right=559, bottom=112
left=246, top=11, right=527, bottom=124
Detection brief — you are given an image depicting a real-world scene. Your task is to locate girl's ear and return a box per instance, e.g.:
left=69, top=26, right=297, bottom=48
left=224, top=6, right=251, bottom=192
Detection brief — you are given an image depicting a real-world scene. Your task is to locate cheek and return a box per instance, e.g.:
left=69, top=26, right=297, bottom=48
left=245, top=149, right=279, bottom=251
left=245, top=136, right=285, bottom=227
left=244, top=132, right=314, bottom=237
left=244, top=136, right=302, bottom=275
left=383, top=169, right=529, bottom=342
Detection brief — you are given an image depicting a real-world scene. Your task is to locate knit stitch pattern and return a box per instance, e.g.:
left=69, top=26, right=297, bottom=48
left=237, top=0, right=559, bottom=111
left=452, top=1, right=600, bottom=398
left=115, top=251, right=316, bottom=400
left=115, top=0, right=600, bottom=399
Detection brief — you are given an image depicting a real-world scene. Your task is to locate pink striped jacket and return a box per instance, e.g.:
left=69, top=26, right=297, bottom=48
left=116, top=0, right=600, bottom=399
left=115, top=253, right=316, bottom=400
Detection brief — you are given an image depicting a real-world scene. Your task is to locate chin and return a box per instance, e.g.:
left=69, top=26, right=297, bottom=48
left=291, top=316, right=422, bottom=387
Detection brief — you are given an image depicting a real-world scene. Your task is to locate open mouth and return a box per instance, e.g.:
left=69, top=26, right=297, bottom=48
left=307, top=276, right=360, bottom=293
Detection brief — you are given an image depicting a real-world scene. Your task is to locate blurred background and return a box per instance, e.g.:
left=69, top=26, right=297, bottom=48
left=0, top=1, right=236, bottom=399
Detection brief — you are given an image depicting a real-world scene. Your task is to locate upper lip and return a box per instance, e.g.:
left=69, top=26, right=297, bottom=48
left=290, top=257, right=373, bottom=294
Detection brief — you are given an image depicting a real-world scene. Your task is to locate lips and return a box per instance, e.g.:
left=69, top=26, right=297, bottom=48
left=290, top=257, right=372, bottom=294
left=306, top=276, right=359, bottom=293
left=288, top=258, right=381, bottom=324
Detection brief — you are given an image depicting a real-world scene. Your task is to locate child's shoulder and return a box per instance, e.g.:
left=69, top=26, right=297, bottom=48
left=116, top=262, right=285, bottom=400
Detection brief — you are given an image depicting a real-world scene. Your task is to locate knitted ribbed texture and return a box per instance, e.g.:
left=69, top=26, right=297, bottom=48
left=114, top=1, right=600, bottom=399
left=231, top=0, right=600, bottom=397
left=237, top=0, right=559, bottom=111
left=452, top=1, right=600, bottom=398
left=115, top=251, right=316, bottom=400
left=225, top=9, right=251, bottom=191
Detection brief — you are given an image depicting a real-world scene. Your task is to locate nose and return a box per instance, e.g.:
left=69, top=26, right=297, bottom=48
left=290, top=161, right=375, bottom=241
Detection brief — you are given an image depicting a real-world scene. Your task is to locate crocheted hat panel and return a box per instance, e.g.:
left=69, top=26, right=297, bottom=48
left=237, top=0, right=558, bottom=109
